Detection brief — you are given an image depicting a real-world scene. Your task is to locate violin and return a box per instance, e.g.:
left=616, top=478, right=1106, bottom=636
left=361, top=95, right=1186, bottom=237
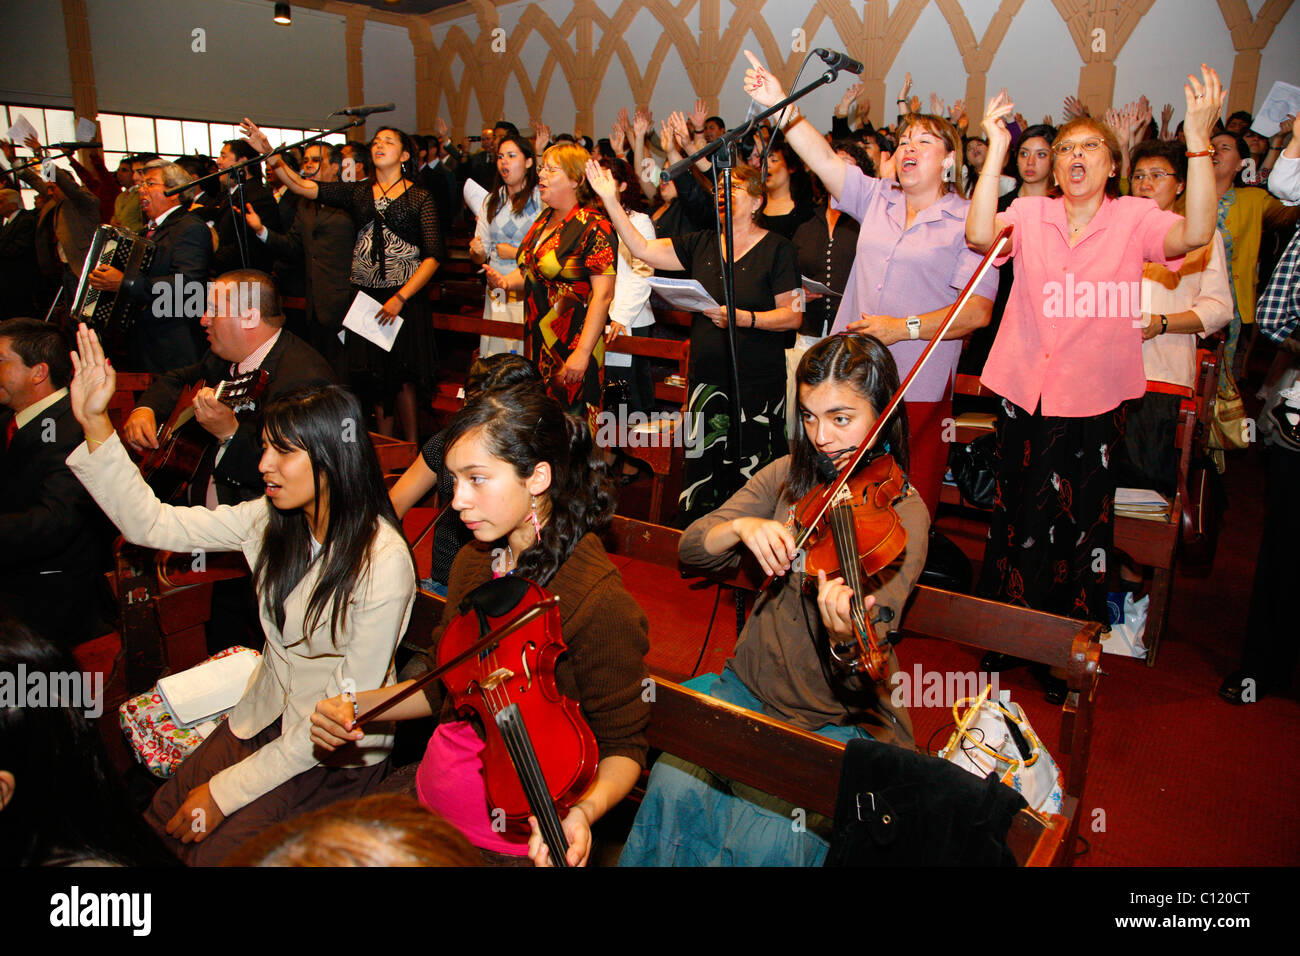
left=435, top=576, right=599, bottom=866
left=353, top=576, right=598, bottom=867
left=787, top=450, right=909, bottom=682
left=771, top=227, right=1013, bottom=681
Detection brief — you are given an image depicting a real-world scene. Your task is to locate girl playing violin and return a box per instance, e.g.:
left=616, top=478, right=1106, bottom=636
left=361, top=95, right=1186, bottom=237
left=620, top=333, right=930, bottom=866
left=64, top=326, right=416, bottom=867
left=311, top=385, right=650, bottom=866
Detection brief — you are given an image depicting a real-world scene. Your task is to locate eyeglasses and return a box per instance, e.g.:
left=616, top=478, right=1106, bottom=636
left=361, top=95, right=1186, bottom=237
left=1054, top=139, right=1106, bottom=156
left=139, top=179, right=165, bottom=189
left=1130, top=171, right=1175, bottom=183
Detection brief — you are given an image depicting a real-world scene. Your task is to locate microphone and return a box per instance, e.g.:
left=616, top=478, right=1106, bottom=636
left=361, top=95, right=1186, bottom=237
left=813, top=48, right=864, bottom=76
left=329, top=103, right=396, bottom=117
left=815, top=451, right=839, bottom=484
left=49, top=141, right=102, bottom=150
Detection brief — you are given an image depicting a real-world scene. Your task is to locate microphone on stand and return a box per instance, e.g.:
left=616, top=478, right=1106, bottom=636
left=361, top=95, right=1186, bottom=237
left=813, top=48, right=865, bottom=76
left=329, top=103, right=396, bottom=117
left=49, top=141, right=103, bottom=150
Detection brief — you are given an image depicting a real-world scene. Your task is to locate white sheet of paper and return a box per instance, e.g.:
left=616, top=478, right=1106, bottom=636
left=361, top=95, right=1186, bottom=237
left=157, top=649, right=260, bottom=726
left=1252, top=81, right=1300, bottom=138
left=342, top=290, right=403, bottom=352
left=75, top=117, right=96, bottom=143
left=463, top=177, right=489, bottom=216
left=801, top=275, right=842, bottom=297
left=648, top=276, right=720, bottom=312
left=7, top=114, right=38, bottom=148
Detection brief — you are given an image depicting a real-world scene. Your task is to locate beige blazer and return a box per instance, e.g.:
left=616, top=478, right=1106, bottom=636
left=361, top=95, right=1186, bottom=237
left=68, top=434, right=415, bottom=816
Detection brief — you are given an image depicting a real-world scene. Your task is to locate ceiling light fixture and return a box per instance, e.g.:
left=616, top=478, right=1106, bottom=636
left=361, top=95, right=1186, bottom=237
left=273, top=2, right=292, bottom=25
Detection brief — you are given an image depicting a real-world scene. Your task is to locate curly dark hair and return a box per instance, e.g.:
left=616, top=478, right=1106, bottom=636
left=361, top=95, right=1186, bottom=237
left=440, top=385, right=614, bottom=586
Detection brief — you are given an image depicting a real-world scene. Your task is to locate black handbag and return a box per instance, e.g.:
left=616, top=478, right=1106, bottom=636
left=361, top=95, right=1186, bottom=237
left=948, top=432, right=998, bottom=509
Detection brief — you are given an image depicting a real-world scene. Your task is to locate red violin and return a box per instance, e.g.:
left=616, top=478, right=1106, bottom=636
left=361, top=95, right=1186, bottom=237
left=435, top=576, right=598, bottom=866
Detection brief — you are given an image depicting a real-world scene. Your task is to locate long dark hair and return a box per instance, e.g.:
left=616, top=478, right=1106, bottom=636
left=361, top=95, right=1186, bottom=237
left=440, top=385, right=614, bottom=586
left=486, top=134, right=539, bottom=222
left=784, top=334, right=910, bottom=502
left=0, top=618, right=177, bottom=866
left=253, top=385, right=411, bottom=644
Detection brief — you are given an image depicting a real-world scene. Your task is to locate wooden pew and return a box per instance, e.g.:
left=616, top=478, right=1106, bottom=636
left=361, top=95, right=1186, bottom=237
left=402, top=513, right=1097, bottom=865
left=940, top=362, right=1214, bottom=665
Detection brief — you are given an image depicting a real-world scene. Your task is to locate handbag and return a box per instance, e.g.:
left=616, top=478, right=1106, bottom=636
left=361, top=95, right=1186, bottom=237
left=1207, top=368, right=1250, bottom=458
left=1180, top=453, right=1225, bottom=571
left=948, top=431, right=998, bottom=509
left=940, top=686, right=1064, bottom=816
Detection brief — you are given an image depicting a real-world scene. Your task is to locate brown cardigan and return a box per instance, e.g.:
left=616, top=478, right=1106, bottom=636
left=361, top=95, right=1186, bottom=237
left=422, top=533, right=651, bottom=767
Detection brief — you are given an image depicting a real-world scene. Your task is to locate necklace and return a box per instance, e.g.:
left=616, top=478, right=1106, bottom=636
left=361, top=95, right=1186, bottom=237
left=375, top=174, right=406, bottom=202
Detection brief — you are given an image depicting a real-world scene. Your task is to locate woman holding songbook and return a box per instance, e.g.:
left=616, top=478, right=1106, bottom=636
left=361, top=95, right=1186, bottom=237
left=587, top=158, right=801, bottom=526
left=242, top=119, right=442, bottom=446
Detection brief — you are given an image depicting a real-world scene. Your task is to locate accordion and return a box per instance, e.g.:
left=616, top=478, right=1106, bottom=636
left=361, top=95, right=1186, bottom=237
left=71, top=225, right=156, bottom=332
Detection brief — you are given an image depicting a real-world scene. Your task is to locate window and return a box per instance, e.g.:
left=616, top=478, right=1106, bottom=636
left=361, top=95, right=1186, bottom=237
left=3, top=103, right=345, bottom=209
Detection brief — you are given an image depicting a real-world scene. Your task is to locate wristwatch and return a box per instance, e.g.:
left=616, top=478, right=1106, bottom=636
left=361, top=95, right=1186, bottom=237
left=906, top=315, right=921, bottom=340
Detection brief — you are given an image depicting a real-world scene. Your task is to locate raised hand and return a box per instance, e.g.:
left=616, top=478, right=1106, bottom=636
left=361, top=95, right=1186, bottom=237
left=1105, top=107, right=1129, bottom=150
left=585, top=157, right=619, bottom=205
left=533, top=121, right=551, bottom=154
left=23, top=134, right=44, bottom=156
left=909, top=94, right=922, bottom=114
left=434, top=117, right=450, bottom=140
left=691, top=98, right=709, bottom=132
left=981, top=89, right=1015, bottom=156
left=1182, top=63, right=1225, bottom=150
left=836, top=82, right=864, bottom=118
left=0, top=139, right=16, bottom=163
left=230, top=200, right=263, bottom=234
left=897, top=71, right=912, bottom=106
left=950, top=99, right=966, bottom=124
left=610, top=120, right=627, bottom=157
left=68, top=324, right=117, bottom=439
left=743, top=49, right=786, bottom=109
left=239, top=118, right=273, bottom=155
left=1063, top=94, right=1088, bottom=119
left=930, top=92, right=945, bottom=117
left=665, top=111, right=691, bottom=157
left=631, top=108, right=652, bottom=141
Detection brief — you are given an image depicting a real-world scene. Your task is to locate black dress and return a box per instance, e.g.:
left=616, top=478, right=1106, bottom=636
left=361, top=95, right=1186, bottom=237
left=669, top=229, right=800, bottom=525
left=316, top=180, right=444, bottom=414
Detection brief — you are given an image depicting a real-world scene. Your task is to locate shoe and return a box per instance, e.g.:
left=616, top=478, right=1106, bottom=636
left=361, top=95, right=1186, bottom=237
left=1219, top=670, right=1264, bottom=704
left=1029, top=662, right=1068, bottom=704
left=1268, top=398, right=1300, bottom=451
left=618, top=460, right=652, bottom=486
left=981, top=651, right=1025, bottom=672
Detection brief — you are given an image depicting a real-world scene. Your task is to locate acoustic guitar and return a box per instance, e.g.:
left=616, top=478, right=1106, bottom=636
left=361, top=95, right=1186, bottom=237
left=140, top=369, right=269, bottom=503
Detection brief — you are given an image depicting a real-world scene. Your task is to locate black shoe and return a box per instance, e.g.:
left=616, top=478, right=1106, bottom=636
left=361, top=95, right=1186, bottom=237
left=981, top=651, right=1026, bottom=672
left=1219, top=670, right=1265, bottom=704
left=1029, top=662, right=1068, bottom=705
left=1269, top=398, right=1300, bottom=451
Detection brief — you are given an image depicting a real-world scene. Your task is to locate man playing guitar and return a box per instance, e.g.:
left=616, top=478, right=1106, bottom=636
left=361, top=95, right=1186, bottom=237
left=122, top=269, right=336, bottom=507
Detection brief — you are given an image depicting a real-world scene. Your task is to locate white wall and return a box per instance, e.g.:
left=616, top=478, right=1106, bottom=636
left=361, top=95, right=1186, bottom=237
left=0, top=2, right=73, bottom=107
left=362, top=20, right=417, bottom=134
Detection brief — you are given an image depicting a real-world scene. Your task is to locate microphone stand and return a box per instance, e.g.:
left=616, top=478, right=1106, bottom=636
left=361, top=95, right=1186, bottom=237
left=661, top=66, right=844, bottom=490
left=2, top=144, right=92, bottom=179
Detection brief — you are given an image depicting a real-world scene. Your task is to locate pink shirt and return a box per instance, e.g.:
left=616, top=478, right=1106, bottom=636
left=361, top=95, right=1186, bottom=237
left=416, top=720, right=529, bottom=856
left=980, top=195, right=1185, bottom=417
left=831, top=166, right=1000, bottom=402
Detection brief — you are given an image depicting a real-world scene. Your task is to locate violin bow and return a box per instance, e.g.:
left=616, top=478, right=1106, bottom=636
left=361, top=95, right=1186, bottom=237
left=769, top=225, right=1013, bottom=584
left=352, top=596, right=561, bottom=727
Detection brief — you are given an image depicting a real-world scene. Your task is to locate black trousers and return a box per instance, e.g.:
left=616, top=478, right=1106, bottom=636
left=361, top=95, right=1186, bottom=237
left=1240, top=445, right=1300, bottom=686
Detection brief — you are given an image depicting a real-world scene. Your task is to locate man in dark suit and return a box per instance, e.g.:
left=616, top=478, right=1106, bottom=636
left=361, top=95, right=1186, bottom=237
left=121, top=269, right=336, bottom=506
left=89, top=159, right=213, bottom=372
left=417, top=137, right=457, bottom=250
left=0, top=189, right=38, bottom=319
left=210, top=139, right=280, bottom=276
left=0, top=319, right=113, bottom=647
left=245, top=142, right=354, bottom=375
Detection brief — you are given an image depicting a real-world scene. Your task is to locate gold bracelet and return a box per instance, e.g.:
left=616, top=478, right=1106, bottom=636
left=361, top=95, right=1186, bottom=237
left=86, top=436, right=106, bottom=449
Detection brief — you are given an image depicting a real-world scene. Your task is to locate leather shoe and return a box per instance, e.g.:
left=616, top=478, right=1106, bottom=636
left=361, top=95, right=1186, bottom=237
left=1219, top=670, right=1264, bottom=704
left=1029, top=662, right=1068, bottom=705
left=981, top=651, right=1025, bottom=672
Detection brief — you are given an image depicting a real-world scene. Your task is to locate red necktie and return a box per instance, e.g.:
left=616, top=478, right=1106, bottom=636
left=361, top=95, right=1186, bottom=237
left=4, top=418, right=18, bottom=450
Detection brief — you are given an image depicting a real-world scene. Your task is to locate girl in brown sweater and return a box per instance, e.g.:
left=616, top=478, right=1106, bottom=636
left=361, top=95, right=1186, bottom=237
left=311, top=385, right=649, bottom=866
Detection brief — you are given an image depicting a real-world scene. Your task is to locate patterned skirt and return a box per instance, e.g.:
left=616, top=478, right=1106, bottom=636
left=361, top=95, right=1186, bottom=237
left=976, top=398, right=1125, bottom=624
